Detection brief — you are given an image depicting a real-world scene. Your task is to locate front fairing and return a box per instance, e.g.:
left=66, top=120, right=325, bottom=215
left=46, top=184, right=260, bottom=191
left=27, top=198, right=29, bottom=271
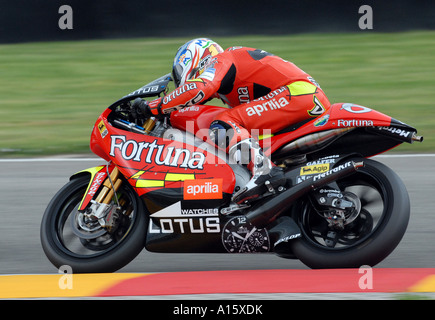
left=90, top=108, right=236, bottom=199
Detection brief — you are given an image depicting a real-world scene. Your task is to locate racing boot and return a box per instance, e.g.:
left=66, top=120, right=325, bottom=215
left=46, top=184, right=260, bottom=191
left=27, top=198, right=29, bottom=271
left=230, top=138, right=286, bottom=204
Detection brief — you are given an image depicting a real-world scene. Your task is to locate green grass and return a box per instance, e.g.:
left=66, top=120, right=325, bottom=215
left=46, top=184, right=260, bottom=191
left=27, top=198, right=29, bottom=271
left=0, top=32, right=434, bottom=157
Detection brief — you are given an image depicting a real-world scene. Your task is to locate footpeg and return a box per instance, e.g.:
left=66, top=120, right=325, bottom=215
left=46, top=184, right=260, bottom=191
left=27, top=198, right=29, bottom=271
left=221, top=203, right=250, bottom=215
left=265, top=180, right=275, bottom=193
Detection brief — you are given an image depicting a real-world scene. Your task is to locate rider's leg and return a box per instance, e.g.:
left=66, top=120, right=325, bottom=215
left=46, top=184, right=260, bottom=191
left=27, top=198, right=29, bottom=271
left=210, top=83, right=330, bottom=204
left=229, top=138, right=286, bottom=204
left=209, top=119, right=285, bottom=204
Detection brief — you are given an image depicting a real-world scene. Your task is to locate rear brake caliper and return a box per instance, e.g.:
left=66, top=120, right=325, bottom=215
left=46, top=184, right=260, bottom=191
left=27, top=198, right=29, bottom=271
left=311, top=186, right=361, bottom=229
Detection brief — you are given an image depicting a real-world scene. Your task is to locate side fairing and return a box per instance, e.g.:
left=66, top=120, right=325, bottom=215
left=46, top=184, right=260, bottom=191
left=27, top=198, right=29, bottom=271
left=90, top=108, right=236, bottom=201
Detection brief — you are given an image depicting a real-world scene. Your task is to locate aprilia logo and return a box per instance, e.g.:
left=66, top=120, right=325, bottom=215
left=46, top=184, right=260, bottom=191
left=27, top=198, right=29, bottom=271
left=246, top=97, right=289, bottom=117
left=184, top=179, right=223, bottom=200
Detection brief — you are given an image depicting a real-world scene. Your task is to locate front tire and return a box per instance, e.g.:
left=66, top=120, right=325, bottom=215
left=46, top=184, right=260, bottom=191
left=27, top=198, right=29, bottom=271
left=289, top=158, right=410, bottom=269
left=40, top=175, right=147, bottom=273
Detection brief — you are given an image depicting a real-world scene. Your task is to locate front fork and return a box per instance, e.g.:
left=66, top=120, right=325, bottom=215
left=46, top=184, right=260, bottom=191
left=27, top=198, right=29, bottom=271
left=94, top=166, right=122, bottom=205
left=74, top=164, right=124, bottom=228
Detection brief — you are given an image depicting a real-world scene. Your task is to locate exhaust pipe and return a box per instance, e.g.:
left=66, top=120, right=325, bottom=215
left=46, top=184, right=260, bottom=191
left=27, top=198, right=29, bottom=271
left=273, top=128, right=354, bottom=159
left=412, top=133, right=423, bottom=143
left=246, top=160, right=364, bottom=228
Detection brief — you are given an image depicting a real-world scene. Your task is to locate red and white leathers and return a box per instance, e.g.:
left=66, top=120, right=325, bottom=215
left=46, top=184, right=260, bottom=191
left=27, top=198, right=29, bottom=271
left=148, top=46, right=331, bottom=203
left=149, top=46, right=330, bottom=145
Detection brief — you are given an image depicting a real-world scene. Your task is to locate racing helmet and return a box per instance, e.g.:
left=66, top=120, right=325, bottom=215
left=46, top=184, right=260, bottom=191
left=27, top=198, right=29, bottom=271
left=172, top=38, right=223, bottom=87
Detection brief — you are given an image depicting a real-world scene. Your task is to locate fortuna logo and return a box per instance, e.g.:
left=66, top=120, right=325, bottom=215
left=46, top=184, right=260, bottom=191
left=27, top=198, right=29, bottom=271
left=246, top=97, right=289, bottom=117
left=337, top=119, right=374, bottom=127
left=163, top=82, right=197, bottom=104
left=110, top=135, right=205, bottom=169
left=184, top=179, right=223, bottom=200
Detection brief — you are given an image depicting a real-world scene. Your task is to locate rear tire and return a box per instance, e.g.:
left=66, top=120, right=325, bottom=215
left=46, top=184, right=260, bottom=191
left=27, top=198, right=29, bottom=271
left=289, top=158, right=410, bottom=269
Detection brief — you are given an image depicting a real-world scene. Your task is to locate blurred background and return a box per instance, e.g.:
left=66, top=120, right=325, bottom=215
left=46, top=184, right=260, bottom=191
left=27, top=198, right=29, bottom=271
left=0, top=0, right=434, bottom=156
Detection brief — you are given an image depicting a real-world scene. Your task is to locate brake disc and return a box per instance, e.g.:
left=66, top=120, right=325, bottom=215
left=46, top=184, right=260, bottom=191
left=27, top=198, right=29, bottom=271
left=71, top=206, right=107, bottom=240
left=342, top=191, right=362, bottom=225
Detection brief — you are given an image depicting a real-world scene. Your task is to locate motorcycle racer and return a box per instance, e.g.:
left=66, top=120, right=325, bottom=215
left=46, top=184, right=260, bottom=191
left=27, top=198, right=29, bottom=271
left=134, top=38, right=331, bottom=204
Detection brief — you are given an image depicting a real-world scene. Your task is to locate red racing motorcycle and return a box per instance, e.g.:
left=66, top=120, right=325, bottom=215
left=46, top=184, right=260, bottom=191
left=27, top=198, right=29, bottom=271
left=40, top=74, right=423, bottom=272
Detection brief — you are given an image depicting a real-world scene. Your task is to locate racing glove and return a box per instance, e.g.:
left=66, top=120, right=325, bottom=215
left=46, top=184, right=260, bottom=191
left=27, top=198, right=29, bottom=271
left=131, top=98, right=152, bottom=119
left=131, top=97, right=162, bottom=119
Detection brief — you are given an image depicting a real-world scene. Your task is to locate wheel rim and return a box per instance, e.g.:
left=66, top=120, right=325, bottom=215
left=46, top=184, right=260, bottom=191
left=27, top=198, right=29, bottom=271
left=52, top=181, right=138, bottom=259
left=298, top=170, right=388, bottom=251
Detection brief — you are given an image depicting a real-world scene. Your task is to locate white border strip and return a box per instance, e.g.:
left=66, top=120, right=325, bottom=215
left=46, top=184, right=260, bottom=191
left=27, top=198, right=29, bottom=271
left=0, top=154, right=434, bottom=163
left=0, top=157, right=101, bottom=162
left=374, top=154, right=435, bottom=158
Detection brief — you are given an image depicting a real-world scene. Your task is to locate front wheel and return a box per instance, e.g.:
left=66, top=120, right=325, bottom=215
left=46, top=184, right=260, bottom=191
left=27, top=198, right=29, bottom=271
left=289, top=158, right=410, bottom=269
left=40, top=175, right=148, bottom=273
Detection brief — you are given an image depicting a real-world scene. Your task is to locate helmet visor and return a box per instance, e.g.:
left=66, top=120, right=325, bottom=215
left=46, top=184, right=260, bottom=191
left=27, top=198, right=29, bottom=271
left=172, top=41, right=192, bottom=87
left=172, top=63, right=184, bottom=87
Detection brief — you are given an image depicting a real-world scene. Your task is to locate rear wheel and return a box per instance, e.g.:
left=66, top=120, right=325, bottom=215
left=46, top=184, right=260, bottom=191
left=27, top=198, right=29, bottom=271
left=40, top=175, right=147, bottom=273
left=289, top=158, right=410, bottom=269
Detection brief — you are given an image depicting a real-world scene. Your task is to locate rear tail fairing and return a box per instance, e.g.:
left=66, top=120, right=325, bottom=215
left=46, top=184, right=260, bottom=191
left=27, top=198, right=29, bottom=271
left=264, top=103, right=421, bottom=161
